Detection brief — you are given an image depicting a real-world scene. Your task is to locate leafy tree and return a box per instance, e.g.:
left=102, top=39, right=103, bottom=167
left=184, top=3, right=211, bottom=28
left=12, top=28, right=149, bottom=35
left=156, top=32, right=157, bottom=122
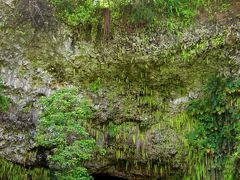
left=187, top=74, right=240, bottom=177
left=35, top=88, right=102, bottom=179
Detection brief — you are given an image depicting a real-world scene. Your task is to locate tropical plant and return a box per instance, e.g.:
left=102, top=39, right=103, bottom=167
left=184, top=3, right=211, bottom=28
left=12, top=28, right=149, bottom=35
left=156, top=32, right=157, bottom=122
left=187, top=74, right=240, bottom=177
left=35, top=88, right=101, bottom=179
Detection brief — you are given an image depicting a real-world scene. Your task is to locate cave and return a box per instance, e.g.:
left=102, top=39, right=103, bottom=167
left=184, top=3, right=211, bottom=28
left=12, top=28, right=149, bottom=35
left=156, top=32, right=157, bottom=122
left=93, top=174, right=127, bottom=180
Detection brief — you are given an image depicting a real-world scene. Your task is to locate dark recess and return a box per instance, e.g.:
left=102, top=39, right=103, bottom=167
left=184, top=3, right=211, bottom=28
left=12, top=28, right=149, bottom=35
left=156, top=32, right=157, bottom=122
left=93, top=174, right=127, bottom=180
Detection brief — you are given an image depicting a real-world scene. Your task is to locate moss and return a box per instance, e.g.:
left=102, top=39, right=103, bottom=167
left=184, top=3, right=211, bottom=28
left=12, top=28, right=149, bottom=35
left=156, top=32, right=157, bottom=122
left=0, top=2, right=239, bottom=178
left=22, top=102, right=33, bottom=113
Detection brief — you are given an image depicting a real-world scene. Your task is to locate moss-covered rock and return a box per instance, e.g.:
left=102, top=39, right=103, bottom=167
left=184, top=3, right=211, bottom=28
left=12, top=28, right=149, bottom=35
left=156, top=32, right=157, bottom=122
left=0, top=0, right=239, bottom=179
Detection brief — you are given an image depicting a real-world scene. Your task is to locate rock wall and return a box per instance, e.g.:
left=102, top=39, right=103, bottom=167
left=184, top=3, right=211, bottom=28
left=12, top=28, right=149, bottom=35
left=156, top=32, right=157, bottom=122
left=0, top=0, right=239, bottom=179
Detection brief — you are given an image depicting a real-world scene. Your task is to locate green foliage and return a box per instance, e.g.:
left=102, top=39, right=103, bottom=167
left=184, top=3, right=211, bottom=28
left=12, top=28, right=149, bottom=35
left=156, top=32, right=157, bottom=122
left=128, top=2, right=156, bottom=24
left=55, top=166, right=91, bottom=180
left=107, top=122, right=118, bottom=138
left=34, top=30, right=234, bottom=128
left=187, top=74, right=240, bottom=177
left=88, top=78, right=102, bottom=93
left=223, top=153, right=238, bottom=180
left=224, top=122, right=240, bottom=179
left=49, top=0, right=98, bottom=26
left=35, top=88, right=100, bottom=179
left=127, top=0, right=197, bottom=25
left=48, top=0, right=229, bottom=33
left=0, top=157, right=50, bottom=180
left=0, top=78, right=9, bottom=112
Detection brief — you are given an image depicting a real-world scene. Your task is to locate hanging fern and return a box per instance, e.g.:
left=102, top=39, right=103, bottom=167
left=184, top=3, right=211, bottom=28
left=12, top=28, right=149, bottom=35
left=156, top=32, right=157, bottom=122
left=186, top=74, right=240, bottom=178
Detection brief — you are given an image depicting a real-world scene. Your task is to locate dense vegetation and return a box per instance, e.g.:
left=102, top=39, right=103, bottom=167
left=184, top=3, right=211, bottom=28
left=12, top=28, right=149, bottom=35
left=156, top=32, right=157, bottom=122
left=186, top=74, right=240, bottom=179
left=32, top=73, right=240, bottom=179
left=0, top=157, right=50, bottom=180
left=47, top=0, right=229, bottom=39
left=35, top=89, right=105, bottom=179
left=1, top=0, right=239, bottom=179
left=50, top=0, right=227, bottom=25
left=27, top=0, right=240, bottom=178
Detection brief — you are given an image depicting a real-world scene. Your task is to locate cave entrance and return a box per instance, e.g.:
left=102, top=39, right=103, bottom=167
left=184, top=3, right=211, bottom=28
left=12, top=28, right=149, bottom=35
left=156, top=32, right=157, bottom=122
left=93, top=174, right=127, bottom=180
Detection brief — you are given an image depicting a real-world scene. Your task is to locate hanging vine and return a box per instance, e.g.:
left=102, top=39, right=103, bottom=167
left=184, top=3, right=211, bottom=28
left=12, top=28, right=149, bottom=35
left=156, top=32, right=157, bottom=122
left=186, top=74, right=240, bottom=178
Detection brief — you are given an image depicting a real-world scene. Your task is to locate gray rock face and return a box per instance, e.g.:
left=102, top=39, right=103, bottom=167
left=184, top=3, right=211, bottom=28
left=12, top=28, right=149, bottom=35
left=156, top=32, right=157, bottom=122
left=0, top=1, right=55, bottom=164
left=0, top=53, right=53, bottom=125
left=0, top=48, right=53, bottom=165
left=0, top=123, right=35, bottom=165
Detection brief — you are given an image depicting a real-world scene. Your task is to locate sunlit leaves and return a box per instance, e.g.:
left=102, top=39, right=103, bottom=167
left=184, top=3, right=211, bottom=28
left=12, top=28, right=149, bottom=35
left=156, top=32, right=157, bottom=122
left=49, top=0, right=98, bottom=26
left=35, top=88, right=98, bottom=179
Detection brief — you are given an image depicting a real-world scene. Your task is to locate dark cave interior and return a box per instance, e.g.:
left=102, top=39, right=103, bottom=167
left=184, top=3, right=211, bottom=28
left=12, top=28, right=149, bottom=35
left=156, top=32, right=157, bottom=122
left=93, top=174, right=128, bottom=180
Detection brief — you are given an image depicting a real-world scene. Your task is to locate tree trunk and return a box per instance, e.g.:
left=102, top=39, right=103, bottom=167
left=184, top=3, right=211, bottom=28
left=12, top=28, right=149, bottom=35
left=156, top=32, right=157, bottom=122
left=103, top=8, right=110, bottom=38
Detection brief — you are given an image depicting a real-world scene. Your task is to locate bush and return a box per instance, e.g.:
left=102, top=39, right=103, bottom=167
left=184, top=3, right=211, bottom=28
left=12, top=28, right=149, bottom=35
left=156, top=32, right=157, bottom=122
left=35, top=88, right=101, bottom=179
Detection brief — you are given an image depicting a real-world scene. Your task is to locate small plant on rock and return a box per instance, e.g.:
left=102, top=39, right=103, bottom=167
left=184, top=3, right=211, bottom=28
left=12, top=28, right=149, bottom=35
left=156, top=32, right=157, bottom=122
left=0, top=78, right=9, bottom=112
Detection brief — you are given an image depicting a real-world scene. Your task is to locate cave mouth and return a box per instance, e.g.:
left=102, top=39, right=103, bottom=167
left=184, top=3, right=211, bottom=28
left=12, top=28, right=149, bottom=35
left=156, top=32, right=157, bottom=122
left=93, top=174, right=127, bottom=180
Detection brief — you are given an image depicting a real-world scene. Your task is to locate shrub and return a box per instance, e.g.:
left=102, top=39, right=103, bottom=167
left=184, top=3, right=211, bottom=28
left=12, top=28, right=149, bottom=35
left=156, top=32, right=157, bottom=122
left=35, top=88, right=101, bottom=179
